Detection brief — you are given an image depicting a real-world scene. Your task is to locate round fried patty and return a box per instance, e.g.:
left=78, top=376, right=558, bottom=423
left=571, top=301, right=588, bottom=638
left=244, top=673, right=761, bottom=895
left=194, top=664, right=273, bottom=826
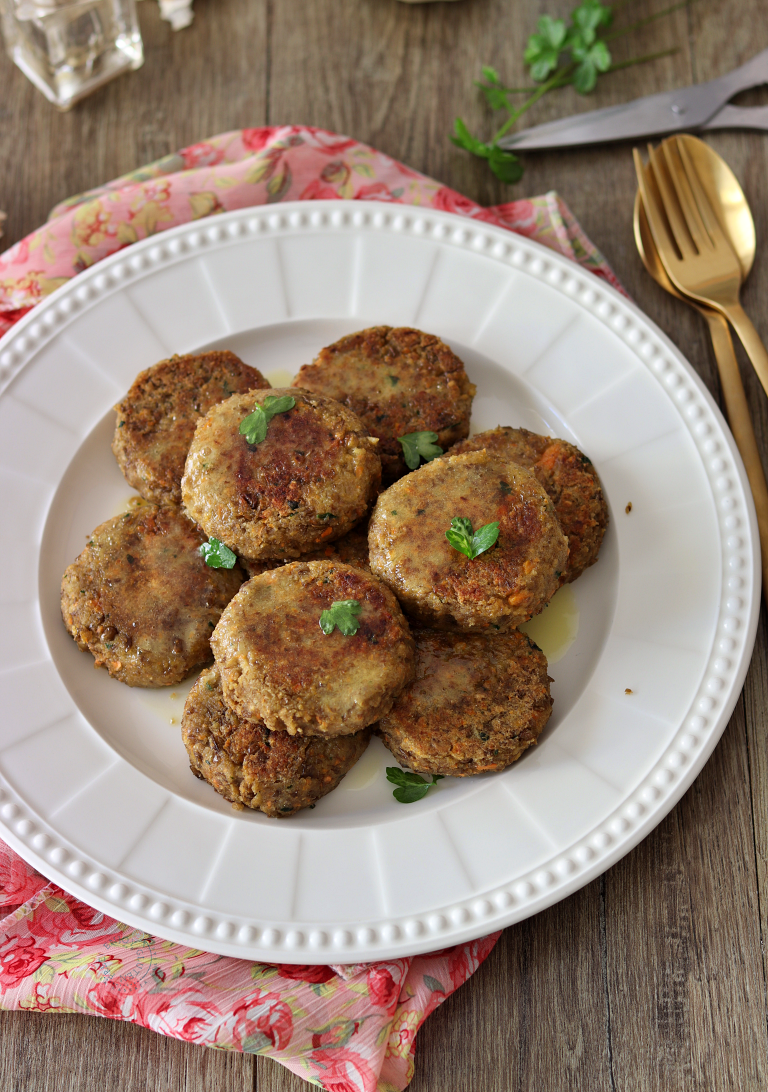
left=449, top=427, right=608, bottom=582
left=292, top=326, right=476, bottom=479
left=239, top=522, right=371, bottom=580
left=112, top=350, right=270, bottom=504
left=377, top=628, right=552, bottom=776
left=211, top=561, right=415, bottom=736
left=181, top=389, right=381, bottom=560
left=61, top=504, right=244, bottom=687
left=183, top=666, right=370, bottom=817
left=368, top=450, right=568, bottom=631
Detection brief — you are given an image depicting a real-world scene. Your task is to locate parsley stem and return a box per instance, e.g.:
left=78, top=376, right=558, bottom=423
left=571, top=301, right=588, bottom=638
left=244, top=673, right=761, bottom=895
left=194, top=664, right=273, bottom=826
left=603, top=0, right=695, bottom=43
left=491, top=65, right=574, bottom=144
left=483, top=84, right=543, bottom=95
left=605, top=47, right=679, bottom=73
left=542, top=48, right=680, bottom=93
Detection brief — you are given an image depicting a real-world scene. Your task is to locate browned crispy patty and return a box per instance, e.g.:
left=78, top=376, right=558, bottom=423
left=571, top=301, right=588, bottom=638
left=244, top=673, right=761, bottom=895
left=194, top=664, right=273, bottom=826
left=60, top=504, right=244, bottom=687
left=377, top=628, right=552, bottom=776
left=181, top=389, right=381, bottom=560
left=292, top=326, right=476, bottom=479
left=112, top=351, right=270, bottom=504
left=183, top=666, right=370, bottom=816
left=239, top=522, right=371, bottom=580
left=368, top=450, right=568, bottom=631
left=449, top=427, right=608, bottom=582
left=211, top=561, right=415, bottom=736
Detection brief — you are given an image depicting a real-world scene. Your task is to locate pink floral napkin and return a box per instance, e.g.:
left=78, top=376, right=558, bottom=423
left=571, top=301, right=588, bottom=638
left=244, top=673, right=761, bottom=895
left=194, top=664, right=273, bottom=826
left=0, top=126, right=621, bottom=1091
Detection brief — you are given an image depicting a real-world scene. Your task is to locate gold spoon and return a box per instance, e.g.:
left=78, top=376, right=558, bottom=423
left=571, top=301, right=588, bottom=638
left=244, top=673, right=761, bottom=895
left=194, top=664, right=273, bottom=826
left=634, top=165, right=768, bottom=600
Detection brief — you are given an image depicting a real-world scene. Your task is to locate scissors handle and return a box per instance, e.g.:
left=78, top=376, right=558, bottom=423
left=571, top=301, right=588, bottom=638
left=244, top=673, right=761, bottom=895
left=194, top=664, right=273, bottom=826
left=703, top=103, right=768, bottom=132
left=711, top=46, right=768, bottom=101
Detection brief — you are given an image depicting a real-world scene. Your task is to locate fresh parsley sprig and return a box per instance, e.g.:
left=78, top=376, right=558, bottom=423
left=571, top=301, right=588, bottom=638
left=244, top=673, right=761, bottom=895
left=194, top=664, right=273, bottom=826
left=446, top=517, right=499, bottom=560
left=525, top=4, right=612, bottom=91
left=200, top=537, right=237, bottom=569
left=386, top=767, right=444, bottom=804
left=453, top=0, right=685, bottom=184
left=239, top=394, right=296, bottom=445
left=397, top=431, right=443, bottom=470
left=319, top=599, right=362, bottom=636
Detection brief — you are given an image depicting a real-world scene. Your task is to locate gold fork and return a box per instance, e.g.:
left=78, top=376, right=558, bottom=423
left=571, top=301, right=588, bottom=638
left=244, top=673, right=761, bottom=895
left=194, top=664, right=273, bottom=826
left=633, top=137, right=768, bottom=398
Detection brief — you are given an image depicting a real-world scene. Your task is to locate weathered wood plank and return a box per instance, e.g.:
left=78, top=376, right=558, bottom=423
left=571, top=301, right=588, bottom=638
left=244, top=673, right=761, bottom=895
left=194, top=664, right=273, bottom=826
left=407, top=881, right=612, bottom=1092
left=0, top=1009, right=255, bottom=1092
left=606, top=709, right=768, bottom=1092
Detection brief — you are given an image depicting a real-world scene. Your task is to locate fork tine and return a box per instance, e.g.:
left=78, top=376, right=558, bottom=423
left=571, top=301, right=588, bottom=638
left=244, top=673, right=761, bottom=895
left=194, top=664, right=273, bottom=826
left=662, top=137, right=713, bottom=254
left=676, top=136, right=733, bottom=249
left=647, top=142, right=697, bottom=259
left=633, top=147, right=681, bottom=266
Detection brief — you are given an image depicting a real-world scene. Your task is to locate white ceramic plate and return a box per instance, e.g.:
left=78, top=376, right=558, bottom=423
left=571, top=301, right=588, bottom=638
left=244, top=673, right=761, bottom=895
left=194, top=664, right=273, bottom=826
left=0, top=202, right=759, bottom=964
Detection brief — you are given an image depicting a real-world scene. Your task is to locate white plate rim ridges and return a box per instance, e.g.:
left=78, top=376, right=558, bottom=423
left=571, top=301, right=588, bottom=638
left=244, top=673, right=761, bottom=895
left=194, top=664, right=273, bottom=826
left=0, top=200, right=759, bottom=962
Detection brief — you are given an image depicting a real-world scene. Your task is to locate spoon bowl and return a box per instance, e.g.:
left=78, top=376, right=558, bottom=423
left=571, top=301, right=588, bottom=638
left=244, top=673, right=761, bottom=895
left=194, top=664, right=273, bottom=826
left=676, top=134, right=756, bottom=279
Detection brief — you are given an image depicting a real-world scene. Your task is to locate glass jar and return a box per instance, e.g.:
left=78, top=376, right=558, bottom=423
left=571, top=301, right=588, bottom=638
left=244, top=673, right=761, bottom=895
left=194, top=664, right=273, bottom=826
left=0, top=0, right=143, bottom=109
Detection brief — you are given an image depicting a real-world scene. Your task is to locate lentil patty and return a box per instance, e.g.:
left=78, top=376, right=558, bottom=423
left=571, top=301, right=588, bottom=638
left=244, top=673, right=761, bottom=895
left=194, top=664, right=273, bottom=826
left=368, top=450, right=568, bottom=631
left=291, top=326, right=476, bottom=479
left=449, top=426, right=608, bottom=581
left=377, top=628, right=552, bottom=776
left=211, top=561, right=415, bottom=736
left=181, top=389, right=380, bottom=560
left=60, top=504, right=244, bottom=687
left=183, top=666, right=370, bottom=816
left=112, top=350, right=269, bottom=504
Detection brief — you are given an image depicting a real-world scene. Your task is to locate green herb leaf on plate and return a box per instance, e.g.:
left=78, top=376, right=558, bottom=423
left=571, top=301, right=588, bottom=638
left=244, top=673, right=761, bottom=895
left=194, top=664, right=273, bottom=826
left=200, top=537, right=237, bottom=569
left=319, top=599, right=362, bottom=636
left=386, top=766, right=444, bottom=804
left=397, top=430, right=444, bottom=470
left=445, top=516, right=500, bottom=560
left=239, top=394, right=296, bottom=445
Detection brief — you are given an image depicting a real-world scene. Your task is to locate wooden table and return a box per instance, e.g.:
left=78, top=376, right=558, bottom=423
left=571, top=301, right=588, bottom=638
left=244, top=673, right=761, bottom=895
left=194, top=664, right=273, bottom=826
left=2, top=1, right=768, bottom=1088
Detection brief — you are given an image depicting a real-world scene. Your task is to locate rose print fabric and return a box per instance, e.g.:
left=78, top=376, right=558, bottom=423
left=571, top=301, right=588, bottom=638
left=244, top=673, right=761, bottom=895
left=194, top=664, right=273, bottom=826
left=0, top=841, right=497, bottom=1090
left=0, top=124, right=622, bottom=336
left=0, top=126, right=621, bottom=1090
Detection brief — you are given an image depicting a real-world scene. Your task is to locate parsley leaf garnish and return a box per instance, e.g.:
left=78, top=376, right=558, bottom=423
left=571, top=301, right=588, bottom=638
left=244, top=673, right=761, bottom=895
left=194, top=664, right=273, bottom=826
left=446, top=516, right=500, bottom=560
left=397, top=431, right=443, bottom=470
left=239, top=394, right=296, bottom=445
left=319, top=599, right=362, bottom=636
left=386, top=767, right=444, bottom=804
left=200, top=537, right=237, bottom=569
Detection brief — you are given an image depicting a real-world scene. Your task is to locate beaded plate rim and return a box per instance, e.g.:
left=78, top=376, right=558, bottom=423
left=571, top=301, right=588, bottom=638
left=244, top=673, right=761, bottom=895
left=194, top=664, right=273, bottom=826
left=0, top=201, right=759, bottom=962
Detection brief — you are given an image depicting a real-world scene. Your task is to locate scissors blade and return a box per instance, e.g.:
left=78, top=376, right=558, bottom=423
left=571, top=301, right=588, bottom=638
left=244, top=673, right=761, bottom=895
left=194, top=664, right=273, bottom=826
left=497, top=47, right=768, bottom=151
